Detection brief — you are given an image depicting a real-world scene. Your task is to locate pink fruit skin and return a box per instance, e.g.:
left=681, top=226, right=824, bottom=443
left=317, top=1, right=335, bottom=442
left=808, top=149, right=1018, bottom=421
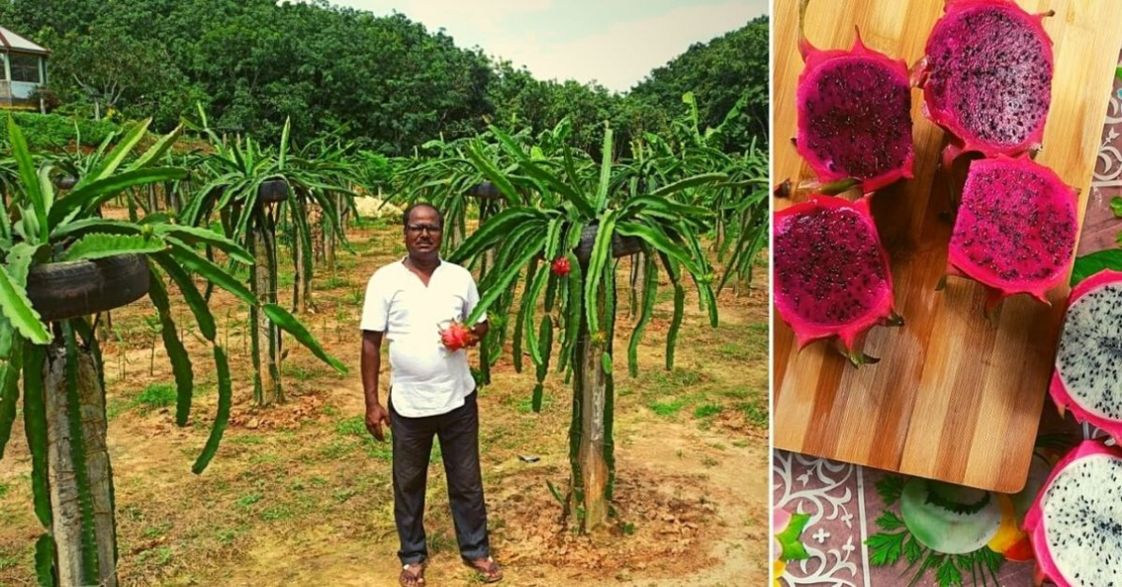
left=441, top=322, right=471, bottom=351
left=945, top=155, right=1077, bottom=306
left=1023, top=440, right=1122, bottom=587
left=919, top=0, right=1054, bottom=162
left=773, top=508, right=792, bottom=532
left=1049, top=270, right=1122, bottom=442
left=773, top=195, right=896, bottom=351
left=796, top=29, right=915, bottom=194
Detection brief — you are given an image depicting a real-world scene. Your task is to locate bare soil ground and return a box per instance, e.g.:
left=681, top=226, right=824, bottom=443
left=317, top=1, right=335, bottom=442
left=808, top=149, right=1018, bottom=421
left=0, top=218, right=769, bottom=586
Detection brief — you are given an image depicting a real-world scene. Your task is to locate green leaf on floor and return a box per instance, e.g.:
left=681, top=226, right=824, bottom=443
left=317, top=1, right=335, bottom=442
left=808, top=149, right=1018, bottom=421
left=876, top=474, right=906, bottom=506
left=935, top=555, right=962, bottom=587
left=775, top=512, right=811, bottom=561
left=867, top=531, right=905, bottom=566
left=1072, top=249, right=1122, bottom=285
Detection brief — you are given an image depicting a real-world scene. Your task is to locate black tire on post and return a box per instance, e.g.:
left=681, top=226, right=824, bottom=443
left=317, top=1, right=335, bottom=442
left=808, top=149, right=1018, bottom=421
left=27, top=255, right=150, bottom=322
left=258, top=179, right=289, bottom=204
left=574, top=224, right=643, bottom=263
left=55, top=175, right=78, bottom=190
left=466, top=181, right=503, bottom=200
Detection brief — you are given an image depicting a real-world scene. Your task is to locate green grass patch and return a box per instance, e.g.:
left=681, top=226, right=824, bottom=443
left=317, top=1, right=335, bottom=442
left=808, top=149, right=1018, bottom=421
left=0, top=482, right=8, bottom=499
left=139, top=546, right=173, bottom=567
left=283, top=363, right=322, bottom=381
left=277, top=270, right=296, bottom=288
left=364, top=441, right=393, bottom=461
left=215, top=528, right=240, bottom=545
left=649, top=398, right=685, bottom=417
left=721, top=387, right=752, bottom=400
left=740, top=399, right=768, bottom=428
left=717, top=342, right=750, bottom=358
left=516, top=393, right=555, bottom=414
left=693, top=403, right=722, bottom=419
left=642, top=368, right=705, bottom=394
left=334, top=416, right=367, bottom=437
left=320, top=274, right=353, bottom=290
left=142, top=522, right=173, bottom=539
left=261, top=505, right=294, bottom=522
left=235, top=493, right=263, bottom=509
left=135, top=383, right=176, bottom=411
left=250, top=452, right=281, bottom=465
left=229, top=434, right=266, bottom=446
left=105, top=397, right=130, bottom=420
left=333, top=486, right=358, bottom=503
left=320, top=440, right=351, bottom=460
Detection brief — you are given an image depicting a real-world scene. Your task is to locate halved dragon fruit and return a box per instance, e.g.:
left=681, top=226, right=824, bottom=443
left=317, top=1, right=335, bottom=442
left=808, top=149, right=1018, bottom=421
left=1051, top=270, right=1122, bottom=440
left=773, top=194, right=899, bottom=364
left=945, top=156, right=1077, bottom=308
left=1024, top=440, right=1122, bottom=586
left=916, top=0, right=1054, bottom=165
left=796, top=15, right=914, bottom=193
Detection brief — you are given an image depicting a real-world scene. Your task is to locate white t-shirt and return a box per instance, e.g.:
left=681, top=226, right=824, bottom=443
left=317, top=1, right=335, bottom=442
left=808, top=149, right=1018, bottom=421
left=360, top=259, right=486, bottom=418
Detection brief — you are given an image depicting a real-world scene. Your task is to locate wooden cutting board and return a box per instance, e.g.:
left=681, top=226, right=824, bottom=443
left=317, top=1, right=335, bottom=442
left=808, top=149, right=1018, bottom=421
left=773, top=0, right=1122, bottom=493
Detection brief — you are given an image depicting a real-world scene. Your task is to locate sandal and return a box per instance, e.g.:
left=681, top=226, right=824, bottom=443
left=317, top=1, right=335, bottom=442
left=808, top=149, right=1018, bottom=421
left=399, top=562, right=426, bottom=586
left=465, top=556, right=503, bottom=583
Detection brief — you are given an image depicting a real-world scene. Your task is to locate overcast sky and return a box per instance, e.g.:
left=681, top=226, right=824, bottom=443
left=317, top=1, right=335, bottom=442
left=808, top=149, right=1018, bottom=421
left=327, top=0, right=768, bottom=93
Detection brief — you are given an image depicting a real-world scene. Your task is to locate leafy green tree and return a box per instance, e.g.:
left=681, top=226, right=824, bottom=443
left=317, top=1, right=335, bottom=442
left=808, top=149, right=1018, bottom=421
left=629, top=16, right=769, bottom=152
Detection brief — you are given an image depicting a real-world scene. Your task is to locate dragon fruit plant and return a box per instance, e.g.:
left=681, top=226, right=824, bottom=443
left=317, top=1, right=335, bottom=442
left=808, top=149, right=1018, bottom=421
left=773, top=194, right=901, bottom=365
left=1024, top=440, right=1122, bottom=586
left=944, top=156, right=1077, bottom=309
left=0, top=118, right=343, bottom=585
left=795, top=0, right=915, bottom=194
left=915, top=0, right=1055, bottom=167
left=448, top=123, right=727, bottom=533
left=180, top=108, right=352, bottom=407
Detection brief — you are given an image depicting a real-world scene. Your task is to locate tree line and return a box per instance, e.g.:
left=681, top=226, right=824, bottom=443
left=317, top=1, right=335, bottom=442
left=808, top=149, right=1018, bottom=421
left=0, top=0, right=767, bottom=155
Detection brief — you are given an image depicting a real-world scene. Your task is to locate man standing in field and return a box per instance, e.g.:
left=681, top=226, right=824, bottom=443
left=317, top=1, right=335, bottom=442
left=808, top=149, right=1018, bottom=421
left=360, top=203, right=502, bottom=586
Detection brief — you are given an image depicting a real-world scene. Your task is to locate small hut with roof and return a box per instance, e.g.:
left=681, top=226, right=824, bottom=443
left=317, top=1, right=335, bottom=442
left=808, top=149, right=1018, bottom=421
left=0, top=26, right=48, bottom=112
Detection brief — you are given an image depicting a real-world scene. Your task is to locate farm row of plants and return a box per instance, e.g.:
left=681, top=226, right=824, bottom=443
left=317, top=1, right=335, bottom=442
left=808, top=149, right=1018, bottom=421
left=0, top=94, right=765, bottom=585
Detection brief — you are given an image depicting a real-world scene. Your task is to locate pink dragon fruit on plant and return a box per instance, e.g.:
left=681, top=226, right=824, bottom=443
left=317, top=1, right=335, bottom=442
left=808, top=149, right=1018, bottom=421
left=795, top=9, right=914, bottom=194
left=1024, top=440, right=1122, bottom=586
left=1050, top=270, right=1122, bottom=441
left=773, top=194, right=900, bottom=365
left=945, top=155, right=1077, bottom=309
left=916, top=0, right=1055, bottom=167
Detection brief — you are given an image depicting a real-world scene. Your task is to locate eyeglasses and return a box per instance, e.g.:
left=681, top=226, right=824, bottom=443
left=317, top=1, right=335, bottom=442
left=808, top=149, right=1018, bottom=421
left=406, top=224, right=443, bottom=234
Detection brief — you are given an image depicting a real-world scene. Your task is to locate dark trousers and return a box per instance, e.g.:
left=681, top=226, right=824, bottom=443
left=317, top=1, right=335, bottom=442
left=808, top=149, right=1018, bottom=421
left=389, top=391, right=490, bottom=565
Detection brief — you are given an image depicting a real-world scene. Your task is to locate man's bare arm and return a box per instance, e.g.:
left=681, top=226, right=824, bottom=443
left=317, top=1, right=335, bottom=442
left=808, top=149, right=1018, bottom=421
left=362, top=330, right=390, bottom=441
left=467, top=320, right=489, bottom=346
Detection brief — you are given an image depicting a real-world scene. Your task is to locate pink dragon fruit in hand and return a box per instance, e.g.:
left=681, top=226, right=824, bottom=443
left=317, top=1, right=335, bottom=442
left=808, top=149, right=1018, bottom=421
left=773, top=194, right=900, bottom=365
left=916, top=0, right=1054, bottom=167
left=945, top=155, right=1077, bottom=309
left=1024, top=440, right=1122, bottom=587
left=796, top=19, right=915, bottom=194
left=440, top=321, right=474, bottom=351
left=1050, top=270, right=1122, bottom=441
